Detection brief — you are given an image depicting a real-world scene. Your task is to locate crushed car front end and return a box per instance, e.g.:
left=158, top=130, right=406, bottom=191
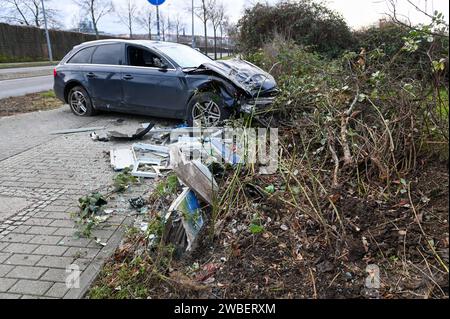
left=194, top=58, right=279, bottom=115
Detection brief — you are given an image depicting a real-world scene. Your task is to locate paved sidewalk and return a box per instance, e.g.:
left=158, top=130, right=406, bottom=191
left=0, top=107, right=165, bottom=298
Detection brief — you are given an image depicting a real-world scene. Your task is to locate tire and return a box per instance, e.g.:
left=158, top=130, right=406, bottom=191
left=186, top=91, right=232, bottom=127
left=68, top=86, right=96, bottom=116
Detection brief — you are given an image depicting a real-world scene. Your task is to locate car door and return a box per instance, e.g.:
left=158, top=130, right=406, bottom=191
left=84, top=43, right=124, bottom=111
left=121, top=45, right=187, bottom=118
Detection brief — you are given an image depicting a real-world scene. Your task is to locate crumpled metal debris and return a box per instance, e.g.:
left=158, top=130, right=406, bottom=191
left=107, top=123, right=155, bottom=141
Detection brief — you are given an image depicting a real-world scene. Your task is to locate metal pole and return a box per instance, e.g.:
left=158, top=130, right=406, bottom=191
left=41, top=0, right=53, bottom=61
left=191, top=0, right=195, bottom=48
left=156, top=5, right=160, bottom=41
left=220, top=25, right=223, bottom=59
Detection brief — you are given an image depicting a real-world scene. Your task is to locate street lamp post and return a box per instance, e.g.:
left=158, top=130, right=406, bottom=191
left=41, top=0, right=53, bottom=62
left=156, top=5, right=160, bottom=41
left=148, top=0, right=165, bottom=41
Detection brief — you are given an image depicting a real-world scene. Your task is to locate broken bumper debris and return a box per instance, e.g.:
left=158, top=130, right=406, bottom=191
left=241, top=96, right=277, bottom=114
left=104, top=123, right=274, bottom=256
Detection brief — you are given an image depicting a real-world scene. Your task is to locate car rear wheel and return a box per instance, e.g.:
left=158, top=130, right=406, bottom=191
left=68, top=86, right=96, bottom=116
left=187, top=92, right=231, bottom=127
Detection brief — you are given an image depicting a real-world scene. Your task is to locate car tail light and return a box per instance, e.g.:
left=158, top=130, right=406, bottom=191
left=53, top=68, right=57, bottom=77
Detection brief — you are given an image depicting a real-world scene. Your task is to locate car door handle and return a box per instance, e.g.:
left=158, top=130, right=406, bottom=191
left=86, top=72, right=96, bottom=78
left=123, top=75, right=134, bottom=80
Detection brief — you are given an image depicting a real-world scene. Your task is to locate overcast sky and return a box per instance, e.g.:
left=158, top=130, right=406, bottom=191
left=50, top=0, right=449, bottom=35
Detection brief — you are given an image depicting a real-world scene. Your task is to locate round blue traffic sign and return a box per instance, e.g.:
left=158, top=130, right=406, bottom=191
left=147, top=0, right=165, bottom=5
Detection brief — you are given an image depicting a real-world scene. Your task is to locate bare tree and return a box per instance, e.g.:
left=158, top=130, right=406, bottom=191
left=385, top=0, right=449, bottom=37
left=174, top=14, right=185, bottom=43
left=1, top=0, right=60, bottom=28
left=166, top=15, right=172, bottom=41
left=116, top=0, right=138, bottom=38
left=136, top=7, right=153, bottom=40
left=209, top=0, right=226, bottom=59
left=195, top=0, right=211, bottom=54
left=219, top=15, right=229, bottom=58
left=73, top=0, right=114, bottom=39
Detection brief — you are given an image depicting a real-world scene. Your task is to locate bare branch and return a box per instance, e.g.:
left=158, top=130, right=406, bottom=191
left=72, top=0, right=113, bottom=38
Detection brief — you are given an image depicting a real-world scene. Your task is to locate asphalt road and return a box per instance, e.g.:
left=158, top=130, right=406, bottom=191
left=0, top=75, right=54, bottom=99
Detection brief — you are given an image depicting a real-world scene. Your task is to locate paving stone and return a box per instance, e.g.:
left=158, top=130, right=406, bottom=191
left=31, top=235, right=63, bottom=245
left=0, top=196, right=31, bottom=222
left=52, top=227, right=77, bottom=237
left=49, top=219, right=75, bottom=228
left=33, top=211, right=49, bottom=218
left=23, top=218, right=54, bottom=226
left=73, top=258, right=90, bottom=271
left=26, top=226, right=57, bottom=235
left=44, top=212, right=71, bottom=220
left=6, top=266, right=48, bottom=280
left=0, top=242, right=9, bottom=251
left=0, top=252, right=12, bottom=263
left=1, top=233, right=34, bottom=243
left=63, top=247, right=100, bottom=259
left=42, top=205, right=67, bottom=212
left=3, top=243, right=39, bottom=254
left=36, top=256, right=75, bottom=269
left=45, top=282, right=70, bottom=298
left=58, top=236, right=92, bottom=248
left=0, top=293, right=22, bottom=299
left=0, top=264, right=13, bottom=276
left=32, top=245, right=68, bottom=256
left=40, top=268, right=66, bottom=283
left=5, top=254, right=42, bottom=266
left=20, top=295, right=39, bottom=299
left=90, top=229, right=115, bottom=240
left=0, top=278, right=17, bottom=292
left=8, top=279, right=53, bottom=295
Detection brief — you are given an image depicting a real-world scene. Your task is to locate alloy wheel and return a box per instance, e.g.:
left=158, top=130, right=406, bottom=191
left=192, top=100, right=221, bottom=127
left=70, top=90, right=88, bottom=116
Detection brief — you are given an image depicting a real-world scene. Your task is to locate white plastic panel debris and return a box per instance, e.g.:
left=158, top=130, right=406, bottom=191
left=133, top=143, right=170, bottom=154
left=132, top=161, right=161, bottom=178
left=110, top=148, right=135, bottom=171
left=169, top=145, right=218, bottom=204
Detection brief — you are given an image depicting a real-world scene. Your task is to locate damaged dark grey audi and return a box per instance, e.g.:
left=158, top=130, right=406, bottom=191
left=54, top=39, right=278, bottom=126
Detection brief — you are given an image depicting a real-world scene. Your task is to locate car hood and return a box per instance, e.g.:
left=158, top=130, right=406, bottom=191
left=200, top=59, right=277, bottom=96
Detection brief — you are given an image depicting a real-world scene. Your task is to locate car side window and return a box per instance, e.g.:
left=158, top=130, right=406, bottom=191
left=127, top=46, right=170, bottom=68
left=92, top=44, right=123, bottom=65
left=68, top=46, right=96, bottom=64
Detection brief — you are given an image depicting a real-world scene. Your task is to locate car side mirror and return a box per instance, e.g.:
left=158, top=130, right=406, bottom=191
left=154, top=58, right=168, bottom=70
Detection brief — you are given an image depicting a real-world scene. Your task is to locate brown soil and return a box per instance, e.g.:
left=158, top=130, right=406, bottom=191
left=90, top=155, right=448, bottom=299
left=0, top=91, right=62, bottom=117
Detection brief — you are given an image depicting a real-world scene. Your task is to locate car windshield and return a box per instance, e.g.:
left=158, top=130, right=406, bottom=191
left=156, top=44, right=213, bottom=69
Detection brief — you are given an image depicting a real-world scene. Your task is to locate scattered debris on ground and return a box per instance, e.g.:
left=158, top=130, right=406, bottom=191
left=92, top=123, right=155, bottom=142
left=50, top=126, right=106, bottom=135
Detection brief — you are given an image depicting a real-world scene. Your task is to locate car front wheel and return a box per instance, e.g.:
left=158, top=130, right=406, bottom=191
left=68, top=86, right=96, bottom=116
left=187, top=92, right=231, bottom=127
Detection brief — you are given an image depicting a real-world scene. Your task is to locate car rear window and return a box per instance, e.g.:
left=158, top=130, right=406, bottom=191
left=68, top=46, right=96, bottom=64
left=92, top=44, right=123, bottom=65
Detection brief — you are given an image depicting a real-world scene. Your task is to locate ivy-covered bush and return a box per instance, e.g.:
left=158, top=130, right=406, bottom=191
left=237, top=1, right=355, bottom=58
